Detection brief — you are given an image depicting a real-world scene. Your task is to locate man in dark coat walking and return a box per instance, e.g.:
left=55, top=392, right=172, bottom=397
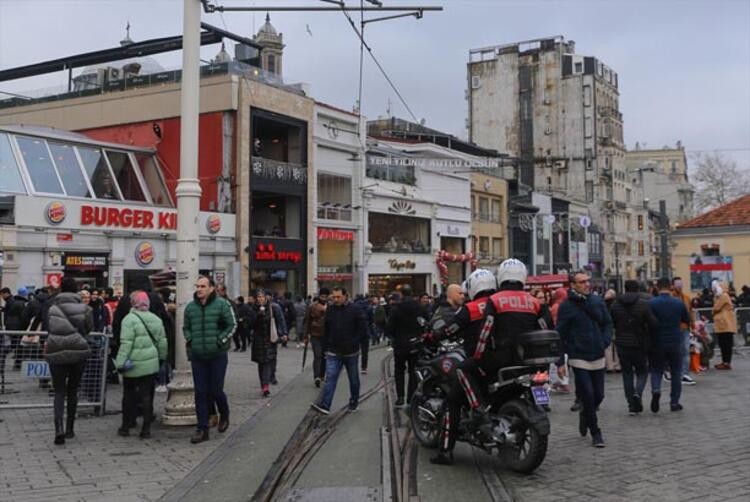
left=387, top=286, right=427, bottom=406
left=610, top=280, right=658, bottom=415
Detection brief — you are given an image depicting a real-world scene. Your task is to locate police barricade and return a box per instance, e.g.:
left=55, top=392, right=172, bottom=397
left=0, top=331, right=109, bottom=415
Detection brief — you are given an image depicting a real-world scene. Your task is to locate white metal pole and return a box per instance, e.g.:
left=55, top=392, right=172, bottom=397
left=164, top=0, right=202, bottom=426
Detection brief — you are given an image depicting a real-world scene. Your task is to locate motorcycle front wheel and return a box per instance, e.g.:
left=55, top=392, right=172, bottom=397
left=497, top=399, right=548, bottom=474
left=410, top=394, right=441, bottom=449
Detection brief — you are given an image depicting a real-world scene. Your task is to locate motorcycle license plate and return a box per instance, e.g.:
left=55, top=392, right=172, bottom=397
left=531, top=386, right=550, bottom=406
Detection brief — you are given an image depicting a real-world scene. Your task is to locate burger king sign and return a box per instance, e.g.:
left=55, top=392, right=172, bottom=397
left=45, top=201, right=66, bottom=225
left=135, top=241, right=155, bottom=267
left=206, top=214, right=221, bottom=234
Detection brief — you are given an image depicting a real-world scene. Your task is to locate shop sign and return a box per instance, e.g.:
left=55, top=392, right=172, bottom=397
left=206, top=214, right=222, bottom=234
left=445, top=225, right=461, bottom=236
left=317, top=228, right=354, bottom=241
left=56, top=233, right=73, bottom=242
left=45, top=201, right=66, bottom=225
left=255, top=243, right=302, bottom=264
left=45, top=273, right=63, bottom=289
left=317, top=273, right=353, bottom=281
left=388, top=259, right=417, bottom=271
left=64, top=254, right=107, bottom=269
left=80, top=204, right=177, bottom=230
left=135, top=242, right=155, bottom=267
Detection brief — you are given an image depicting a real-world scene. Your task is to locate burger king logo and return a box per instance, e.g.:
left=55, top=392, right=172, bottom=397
left=135, top=241, right=155, bottom=267
left=45, top=201, right=66, bottom=225
left=206, top=214, right=221, bottom=234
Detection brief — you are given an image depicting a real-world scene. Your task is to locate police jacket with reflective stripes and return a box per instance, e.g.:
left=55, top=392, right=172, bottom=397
left=433, top=295, right=491, bottom=355
left=484, top=286, right=551, bottom=351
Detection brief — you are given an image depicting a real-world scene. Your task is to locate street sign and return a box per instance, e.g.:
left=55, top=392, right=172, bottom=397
left=22, top=360, right=50, bottom=378
left=579, top=215, right=592, bottom=228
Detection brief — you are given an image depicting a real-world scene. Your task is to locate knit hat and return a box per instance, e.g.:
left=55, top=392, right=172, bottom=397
left=17, top=286, right=28, bottom=297
left=131, top=291, right=150, bottom=311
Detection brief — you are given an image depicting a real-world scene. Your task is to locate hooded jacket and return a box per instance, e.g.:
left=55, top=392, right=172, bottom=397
left=45, top=292, right=93, bottom=365
left=610, top=292, right=658, bottom=349
left=184, top=291, right=237, bottom=360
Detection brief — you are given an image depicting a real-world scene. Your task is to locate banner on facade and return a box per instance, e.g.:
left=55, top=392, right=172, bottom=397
left=689, top=255, right=733, bottom=291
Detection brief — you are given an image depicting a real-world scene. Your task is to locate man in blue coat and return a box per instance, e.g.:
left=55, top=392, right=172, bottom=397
left=648, top=277, right=691, bottom=413
left=556, top=271, right=613, bottom=447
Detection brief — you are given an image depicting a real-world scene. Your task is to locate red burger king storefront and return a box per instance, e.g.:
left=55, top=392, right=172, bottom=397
left=0, top=125, right=236, bottom=295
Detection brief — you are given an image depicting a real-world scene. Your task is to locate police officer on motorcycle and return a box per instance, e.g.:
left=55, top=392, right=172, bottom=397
left=428, top=269, right=497, bottom=465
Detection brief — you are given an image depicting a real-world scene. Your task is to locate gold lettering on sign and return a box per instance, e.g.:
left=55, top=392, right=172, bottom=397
left=388, top=259, right=416, bottom=271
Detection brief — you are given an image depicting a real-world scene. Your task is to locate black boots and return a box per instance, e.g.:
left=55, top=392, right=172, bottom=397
left=54, top=416, right=65, bottom=445
left=651, top=393, right=660, bottom=413
left=65, top=416, right=76, bottom=439
left=578, top=411, right=587, bottom=437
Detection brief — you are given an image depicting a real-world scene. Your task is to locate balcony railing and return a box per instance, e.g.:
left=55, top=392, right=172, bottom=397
left=317, top=203, right=352, bottom=221
left=252, top=156, right=307, bottom=184
left=473, top=212, right=502, bottom=223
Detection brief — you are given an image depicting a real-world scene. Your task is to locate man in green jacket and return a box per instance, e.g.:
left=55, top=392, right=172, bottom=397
left=184, top=276, right=237, bottom=444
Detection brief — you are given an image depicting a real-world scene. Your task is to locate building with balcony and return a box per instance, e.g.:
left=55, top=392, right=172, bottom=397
left=467, top=36, right=648, bottom=289
left=0, top=20, right=319, bottom=297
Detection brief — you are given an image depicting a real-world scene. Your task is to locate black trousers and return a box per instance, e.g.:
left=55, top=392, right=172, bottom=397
left=233, top=327, right=250, bottom=350
left=716, top=332, right=734, bottom=364
left=122, top=374, right=156, bottom=430
left=310, top=337, right=325, bottom=380
left=50, top=362, right=86, bottom=425
left=258, top=361, right=273, bottom=387
left=394, top=352, right=418, bottom=401
left=360, top=336, right=370, bottom=371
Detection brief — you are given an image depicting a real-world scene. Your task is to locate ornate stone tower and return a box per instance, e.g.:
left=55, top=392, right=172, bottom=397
left=253, top=13, right=285, bottom=77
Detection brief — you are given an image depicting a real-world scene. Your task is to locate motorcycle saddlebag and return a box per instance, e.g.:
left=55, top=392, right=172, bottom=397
left=516, top=330, right=561, bottom=365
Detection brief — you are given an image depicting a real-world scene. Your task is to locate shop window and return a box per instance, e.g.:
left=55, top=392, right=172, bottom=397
left=366, top=154, right=416, bottom=185
left=78, top=147, right=121, bottom=200
left=49, top=142, right=91, bottom=198
left=16, top=135, right=63, bottom=194
left=317, top=173, right=352, bottom=221
left=252, top=193, right=302, bottom=238
left=369, top=212, right=430, bottom=253
left=135, top=154, right=172, bottom=207
left=0, top=133, right=26, bottom=194
left=106, top=150, right=146, bottom=202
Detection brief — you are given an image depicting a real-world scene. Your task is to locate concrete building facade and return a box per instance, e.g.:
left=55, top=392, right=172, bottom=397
left=467, top=36, right=650, bottom=288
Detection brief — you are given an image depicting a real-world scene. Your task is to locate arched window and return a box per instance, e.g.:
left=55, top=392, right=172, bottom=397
left=267, top=54, right=276, bottom=74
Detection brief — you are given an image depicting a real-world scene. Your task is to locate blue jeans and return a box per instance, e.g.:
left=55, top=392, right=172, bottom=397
left=192, top=352, right=229, bottom=430
left=572, top=367, right=605, bottom=435
left=680, top=330, right=691, bottom=377
left=650, top=344, right=682, bottom=405
left=318, top=353, right=360, bottom=410
left=616, top=346, right=648, bottom=403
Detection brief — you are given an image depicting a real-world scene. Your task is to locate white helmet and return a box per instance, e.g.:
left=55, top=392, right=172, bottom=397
left=497, top=258, right=528, bottom=286
left=465, top=269, right=497, bottom=300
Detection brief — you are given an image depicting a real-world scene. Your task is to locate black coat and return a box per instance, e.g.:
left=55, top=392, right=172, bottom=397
left=22, top=291, right=49, bottom=331
left=3, top=295, right=27, bottom=331
left=250, top=302, right=285, bottom=364
left=386, top=297, right=427, bottom=355
left=322, top=302, right=366, bottom=356
left=610, top=292, right=658, bottom=350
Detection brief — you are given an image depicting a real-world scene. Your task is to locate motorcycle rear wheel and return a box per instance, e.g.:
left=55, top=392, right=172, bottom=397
left=497, top=399, right=548, bottom=474
left=410, top=395, right=440, bottom=449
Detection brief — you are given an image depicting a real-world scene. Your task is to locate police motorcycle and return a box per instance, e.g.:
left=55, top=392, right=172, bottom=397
left=409, top=323, right=560, bottom=474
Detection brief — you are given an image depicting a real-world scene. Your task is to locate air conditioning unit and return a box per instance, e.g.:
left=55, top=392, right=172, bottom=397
left=471, top=75, right=481, bottom=89
left=106, top=66, right=121, bottom=82
left=554, top=160, right=567, bottom=169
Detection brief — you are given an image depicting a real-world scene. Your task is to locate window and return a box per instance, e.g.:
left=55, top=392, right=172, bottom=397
left=16, top=135, right=63, bottom=194
left=317, top=173, right=352, bottom=221
left=491, top=199, right=502, bottom=223
left=492, top=238, right=502, bottom=259
left=366, top=155, right=416, bottom=185
left=106, top=151, right=146, bottom=202
left=478, top=197, right=489, bottom=221
left=584, top=116, right=592, bottom=138
left=575, top=62, right=583, bottom=73
left=252, top=193, right=302, bottom=238
left=135, top=154, right=172, bottom=206
left=49, top=142, right=91, bottom=198
left=585, top=181, right=594, bottom=202
left=0, top=133, right=26, bottom=193
left=638, top=215, right=644, bottom=230
left=583, top=85, right=591, bottom=106
left=471, top=196, right=476, bottom=219
left=368, top=212, right=430, bottom=253
left=626, top=188, right=632, bottom=204
left=78, top=147, right=120, bottom=200
left=638, top=241, right=645, bottom=256
left=479, top=236, right=489, bottom=256
left=267, top=54, right=276, bottom=74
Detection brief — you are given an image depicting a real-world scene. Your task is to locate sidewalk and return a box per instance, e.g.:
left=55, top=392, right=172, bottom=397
left=0, top=345, right=306, bottom=502
left=498, top=352, right=750, bottom=501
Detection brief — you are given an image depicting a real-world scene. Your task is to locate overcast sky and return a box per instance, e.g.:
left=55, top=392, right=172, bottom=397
left=1, top=0, right=749, bottom=171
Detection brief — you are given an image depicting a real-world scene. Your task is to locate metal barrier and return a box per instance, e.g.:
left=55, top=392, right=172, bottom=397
left=0, top=331, right=109, bottom=415
left=694, top=307, right=749, bottom=346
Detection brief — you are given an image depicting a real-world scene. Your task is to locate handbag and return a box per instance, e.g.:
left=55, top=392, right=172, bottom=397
left=21, top=316, right=42, bottom=345
left=269, top=310, right=279, bottom=344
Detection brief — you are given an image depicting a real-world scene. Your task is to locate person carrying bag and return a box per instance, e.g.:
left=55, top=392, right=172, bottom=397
left=115, top=291, right=167, bottom=439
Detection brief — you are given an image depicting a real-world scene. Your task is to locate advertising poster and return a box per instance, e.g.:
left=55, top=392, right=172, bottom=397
left=689, top=255, right=733, bottom=291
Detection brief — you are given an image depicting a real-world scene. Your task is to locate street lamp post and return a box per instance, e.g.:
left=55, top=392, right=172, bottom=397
left=164, top=0, right=202, bottom=426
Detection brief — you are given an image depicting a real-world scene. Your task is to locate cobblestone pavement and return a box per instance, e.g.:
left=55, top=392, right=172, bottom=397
left=0, top=344, right=306, bottom=502
left=498, top=351, right=750, bottom=502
